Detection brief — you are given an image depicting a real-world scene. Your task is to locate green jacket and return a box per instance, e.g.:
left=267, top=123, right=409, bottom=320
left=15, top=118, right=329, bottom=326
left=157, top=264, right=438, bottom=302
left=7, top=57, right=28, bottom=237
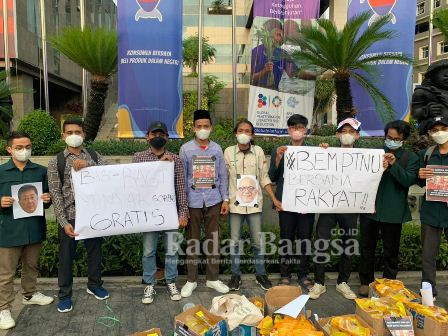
left=365, top=147, right=419, bottom=224
left=418, top=146, right=448, bottom=228
left=0, top=159, right=50, bottom=247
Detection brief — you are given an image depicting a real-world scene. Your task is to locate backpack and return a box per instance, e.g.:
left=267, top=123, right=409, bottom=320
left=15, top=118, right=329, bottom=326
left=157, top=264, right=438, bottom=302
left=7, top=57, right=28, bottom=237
left=424, top=145, right=437, bottom=166
left=56, top=149, right=98, bottom=184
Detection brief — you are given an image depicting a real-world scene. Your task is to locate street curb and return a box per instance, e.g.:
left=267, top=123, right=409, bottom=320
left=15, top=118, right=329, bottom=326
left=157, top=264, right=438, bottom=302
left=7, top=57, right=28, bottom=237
left=22, top=271, right=448, bottom=286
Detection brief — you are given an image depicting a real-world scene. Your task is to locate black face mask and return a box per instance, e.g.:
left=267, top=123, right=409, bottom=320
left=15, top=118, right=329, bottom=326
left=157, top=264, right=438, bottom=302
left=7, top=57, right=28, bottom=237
left=149, top=136, right=167, bottom=150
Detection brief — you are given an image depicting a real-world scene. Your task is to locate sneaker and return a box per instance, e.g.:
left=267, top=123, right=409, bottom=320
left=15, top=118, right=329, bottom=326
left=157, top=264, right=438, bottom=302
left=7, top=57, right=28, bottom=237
left=206, top=280, right=230, bottom=294
left=0, top=309, right=15, bottom=330
left=228, top=275, right=242, bottom=291
left=309, top=283, right=327, bottom=300
left=358, top=285, right=369, bottom=298
left=57, top=298, right=73, bottom=313
left=181, top=281, right=197, bottom=298
left=336, top=282, right=357, bottom=300
left=86, top=286, right=109, bottom=300
left=167, top=283, right=181, bottom=301
left=256, top=275, right=273, bottom=291
left=23, top=292, right=54, bottom=306
left=142, top=285, right=156, bottom=304
left=279, top=277, right=292, bottom=285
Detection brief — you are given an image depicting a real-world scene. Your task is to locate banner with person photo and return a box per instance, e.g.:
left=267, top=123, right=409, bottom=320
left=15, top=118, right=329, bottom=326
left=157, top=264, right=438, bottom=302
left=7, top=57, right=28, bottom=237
left=248, top=0, right=320, bottom=136
left=348, top=0, right=417, bottom=135
left=117, top=0, right=183, bottom=138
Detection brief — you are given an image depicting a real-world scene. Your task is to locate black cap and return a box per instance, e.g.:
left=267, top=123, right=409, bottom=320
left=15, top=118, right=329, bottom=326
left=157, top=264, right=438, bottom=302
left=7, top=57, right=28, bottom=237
left=147, top=121, right=168, bottom=135
left=426, top=116, right=448, bottom=132
left=193, top=109, right=211, bottom=122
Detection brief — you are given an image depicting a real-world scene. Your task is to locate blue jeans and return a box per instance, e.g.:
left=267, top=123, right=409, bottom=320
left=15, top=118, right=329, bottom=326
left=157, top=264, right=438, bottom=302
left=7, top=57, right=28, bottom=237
left=229, top=213, right=266, bottom=276
left=142, top=230, right=180, bottom=285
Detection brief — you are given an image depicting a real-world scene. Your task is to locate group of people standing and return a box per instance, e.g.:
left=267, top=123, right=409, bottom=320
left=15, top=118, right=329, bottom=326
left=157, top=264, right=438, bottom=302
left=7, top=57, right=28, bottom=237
left=0, top=109, right=447, bottom=330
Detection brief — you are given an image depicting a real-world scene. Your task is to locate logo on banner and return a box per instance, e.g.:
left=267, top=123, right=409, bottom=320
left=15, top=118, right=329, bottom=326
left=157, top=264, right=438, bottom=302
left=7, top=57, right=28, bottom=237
left=360, top=0, right=397, bottom=25
left=287, top=96, right=299, bottom=108
left=257, top=94, right=268, bottom=108
left=135, top=0, right=163, bottom=22
left=272, top=96, right=282, bottom=108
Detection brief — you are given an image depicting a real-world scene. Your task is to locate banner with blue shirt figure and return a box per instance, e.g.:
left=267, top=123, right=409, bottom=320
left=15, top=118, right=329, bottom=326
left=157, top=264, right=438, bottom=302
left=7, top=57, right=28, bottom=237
left=248, top=0, right=320, bottom=136
left=117, top=0, right=183, bottom=138
left=348, top=0, right=417, bottom=135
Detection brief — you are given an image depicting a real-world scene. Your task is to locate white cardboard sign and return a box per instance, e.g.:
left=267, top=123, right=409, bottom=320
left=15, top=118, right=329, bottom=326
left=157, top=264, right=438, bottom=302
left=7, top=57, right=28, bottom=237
left=282, top=146, right=385, bottom=213
left=72, top=161, right=179, bottom=240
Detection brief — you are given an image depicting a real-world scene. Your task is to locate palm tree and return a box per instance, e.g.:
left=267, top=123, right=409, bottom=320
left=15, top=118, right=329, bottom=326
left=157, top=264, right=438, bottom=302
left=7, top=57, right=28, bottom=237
left=51, top=27, right=118, bottom=141
left=290, top=12, right=412, bottom=123
left=0, top=71, right=27, bottom=138
left=433, top=8, right=448, bottom=40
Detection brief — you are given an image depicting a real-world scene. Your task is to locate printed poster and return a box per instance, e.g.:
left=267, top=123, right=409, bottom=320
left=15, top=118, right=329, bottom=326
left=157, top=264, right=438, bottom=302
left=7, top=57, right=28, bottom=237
left=11, top=182, right=43, bottom=219
left=426, top=165, right=448, bottom=202
left=192, top=156, right=216, bottom=189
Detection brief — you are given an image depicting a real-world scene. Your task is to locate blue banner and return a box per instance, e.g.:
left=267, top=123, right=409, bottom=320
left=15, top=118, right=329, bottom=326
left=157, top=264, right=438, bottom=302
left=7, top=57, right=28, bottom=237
left=118, top=0, right=183, bottom=138
left=348, top=0, right=416, bottom=136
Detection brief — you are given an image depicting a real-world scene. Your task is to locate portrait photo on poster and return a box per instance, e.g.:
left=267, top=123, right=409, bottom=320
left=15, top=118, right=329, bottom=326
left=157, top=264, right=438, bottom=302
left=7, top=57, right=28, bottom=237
left=236, top=175, right=259, bottom=208
left=11, top=182, right=44, bottom=219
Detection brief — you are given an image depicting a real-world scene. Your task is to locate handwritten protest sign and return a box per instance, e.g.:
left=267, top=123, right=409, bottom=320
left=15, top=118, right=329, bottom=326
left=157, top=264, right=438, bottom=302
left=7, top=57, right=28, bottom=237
left=72, top=161, right=179, bottom=240
left=282, top=146, right=385, bottom=213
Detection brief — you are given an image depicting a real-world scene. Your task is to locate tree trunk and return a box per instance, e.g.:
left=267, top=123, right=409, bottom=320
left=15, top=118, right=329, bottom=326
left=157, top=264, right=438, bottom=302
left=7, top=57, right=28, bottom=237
left=84, top=78, right=109, bottom=142
left=334, top=73, right=355, bottom=123
left=192, top=62, right=197, bottom=75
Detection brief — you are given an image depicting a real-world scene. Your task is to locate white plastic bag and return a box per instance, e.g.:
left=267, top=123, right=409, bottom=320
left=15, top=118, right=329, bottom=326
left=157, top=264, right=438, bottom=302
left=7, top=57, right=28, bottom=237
left=210, top=294, right=263, bottom=331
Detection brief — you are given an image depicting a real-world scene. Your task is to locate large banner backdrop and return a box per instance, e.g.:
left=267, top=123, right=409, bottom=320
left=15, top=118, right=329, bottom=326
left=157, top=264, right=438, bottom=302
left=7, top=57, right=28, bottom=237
left=248, top=0, right=320, bottom=136
left=348, top=0, right=417, bottom=135
left=117, top=0, right=183, bottom=138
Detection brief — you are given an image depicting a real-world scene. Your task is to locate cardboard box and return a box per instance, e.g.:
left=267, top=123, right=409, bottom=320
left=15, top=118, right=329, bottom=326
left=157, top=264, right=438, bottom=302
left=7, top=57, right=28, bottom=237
left=355, top=297, right=411, bottom=336
left=131, top=329, right=162, bottom=336
left=408, top=308, right=448, bottom=336
left=264, top=285, right=302, bottom=316
left=174, top=304, right=229, bottom=336
left=369, top=282, right=420, bottom=302
left=316, top=314, right=377, bottom=336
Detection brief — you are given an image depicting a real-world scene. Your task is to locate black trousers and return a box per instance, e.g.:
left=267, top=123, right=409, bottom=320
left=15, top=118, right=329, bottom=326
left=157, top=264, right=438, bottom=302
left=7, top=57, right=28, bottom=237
left=278, top=211, right=314, bottom=279
left=58, top=220, right=103, bottom=300
left=421, top=224, right=447, bottom=297
left=359, top=215, right=403, bottom=286
left=314, top=213, right=358, bottom=285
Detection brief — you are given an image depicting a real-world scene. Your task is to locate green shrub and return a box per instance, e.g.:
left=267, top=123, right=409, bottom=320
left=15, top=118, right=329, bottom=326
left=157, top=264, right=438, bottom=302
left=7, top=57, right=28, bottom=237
left=17, top=110, right=61, bottom=155
left=0, top=139, right=6, bottom=155
left=37, top=221, right=448, bottom=277
left=312, top=124, right=337, bottom=136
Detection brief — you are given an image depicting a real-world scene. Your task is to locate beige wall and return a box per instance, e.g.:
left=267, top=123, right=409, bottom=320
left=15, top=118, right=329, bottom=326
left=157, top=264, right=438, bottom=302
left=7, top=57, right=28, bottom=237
left=329, top=0, right=348, bottom=29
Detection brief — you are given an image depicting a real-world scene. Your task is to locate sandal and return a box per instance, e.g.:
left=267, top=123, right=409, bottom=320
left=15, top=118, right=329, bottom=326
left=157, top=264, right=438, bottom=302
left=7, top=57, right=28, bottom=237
left=298, top=276, right=314, bottom=292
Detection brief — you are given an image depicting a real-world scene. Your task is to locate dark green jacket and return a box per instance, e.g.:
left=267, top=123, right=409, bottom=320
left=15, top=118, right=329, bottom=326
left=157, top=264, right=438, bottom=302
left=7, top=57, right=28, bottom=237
left=418, top=147, right=448, bottom=228
left=0, top=159, right=50, bottom=247
left=365, top=147, right=419, bottom=224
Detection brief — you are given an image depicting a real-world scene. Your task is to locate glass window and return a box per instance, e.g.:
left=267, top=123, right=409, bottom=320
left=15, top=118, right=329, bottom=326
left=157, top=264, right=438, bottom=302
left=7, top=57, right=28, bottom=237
left=439, top=42, right=448, bottom=54
left=97, top=0, right=103, bottom=27
left=417, top=3, right=425, bottom=15
left=65, top=0, right=72, bottom=26
left=415, top=21, right=429, bottom=34
left=183, top=15, right=199, bottom=27
left=203, top=14, right=231, bottom=26
left=420, top=46, right=429, bottom=59
left=434, top=0, right=441, bottom=8
left=27, top=0, right=40, bottom=34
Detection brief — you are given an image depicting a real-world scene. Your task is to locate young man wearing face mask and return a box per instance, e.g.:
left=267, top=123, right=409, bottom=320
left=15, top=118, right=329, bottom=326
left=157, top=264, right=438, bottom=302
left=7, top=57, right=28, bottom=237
left=309, top=118, right=361, bottom=300
left=179, top=109, right=230, bottom=297
left=132, top=121, right=188, bottom=304
left=418, top=116, right=448, bottom=299
left=223, top=119, right=282, bottom=291
left=268, top=114, right=315, bottom=290
left=358, top=120, right=419, bottom=297
left=48, top=119, right=109, bottom=313
left=0, top=132, right=53, bottom=330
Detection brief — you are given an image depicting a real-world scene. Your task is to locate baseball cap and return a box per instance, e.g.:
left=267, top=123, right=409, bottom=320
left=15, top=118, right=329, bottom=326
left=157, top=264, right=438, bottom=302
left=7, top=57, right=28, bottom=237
left=147, top=121, right=168, bottom=135
left=336, top=118, right=361, bottom=132
left=426, top=116, right=448, bottom=131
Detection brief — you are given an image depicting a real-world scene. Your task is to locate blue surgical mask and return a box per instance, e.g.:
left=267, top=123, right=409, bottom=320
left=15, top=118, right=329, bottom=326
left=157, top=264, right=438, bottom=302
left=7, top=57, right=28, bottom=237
left=384, top=138, right=403, bottom=150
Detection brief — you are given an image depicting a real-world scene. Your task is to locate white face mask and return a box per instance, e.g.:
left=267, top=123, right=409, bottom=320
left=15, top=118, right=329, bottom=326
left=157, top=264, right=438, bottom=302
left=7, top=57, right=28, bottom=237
left=65, top=134, right=84, bottom=148
left=236, top=133, right=251, bottom=145
left=431, top=131, right=448, bottom=145
left=12, top=148, right=32, bottom=162
left=340, top=134, right=356, bottom=146
left=196, top=129, right=211, bottom=141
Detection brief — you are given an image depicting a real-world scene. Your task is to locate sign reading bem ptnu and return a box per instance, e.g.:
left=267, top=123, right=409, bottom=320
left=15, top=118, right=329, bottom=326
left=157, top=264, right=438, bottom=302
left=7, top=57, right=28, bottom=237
left=282, top=146, right=385, bottom=213
left=72, top=161, right=179, bottom=240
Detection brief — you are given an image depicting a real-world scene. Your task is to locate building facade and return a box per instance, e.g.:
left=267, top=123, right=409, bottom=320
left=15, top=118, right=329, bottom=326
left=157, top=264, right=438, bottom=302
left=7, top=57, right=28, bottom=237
left=414, top=0, right=448, bottom=85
